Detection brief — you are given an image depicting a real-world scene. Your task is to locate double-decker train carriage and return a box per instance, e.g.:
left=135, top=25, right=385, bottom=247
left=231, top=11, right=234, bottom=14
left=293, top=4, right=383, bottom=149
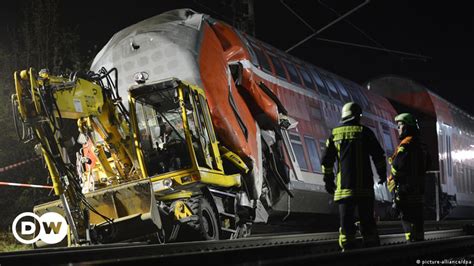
left=368, top=76, right=474, bottom=218
left=90, top=8, right=400, bottom=221
left=91, top=8, right=474, bottom=222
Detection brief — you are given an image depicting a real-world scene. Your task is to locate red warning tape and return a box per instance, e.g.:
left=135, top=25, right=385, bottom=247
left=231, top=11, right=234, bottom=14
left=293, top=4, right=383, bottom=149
left=0, top=181, right=52, bottom=189
left=0, top=157, right=41, bottom=173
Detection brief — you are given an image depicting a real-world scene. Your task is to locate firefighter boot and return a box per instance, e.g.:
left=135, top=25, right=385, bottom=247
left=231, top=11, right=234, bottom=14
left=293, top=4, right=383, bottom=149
left=339, top=227, right=357, bottom=252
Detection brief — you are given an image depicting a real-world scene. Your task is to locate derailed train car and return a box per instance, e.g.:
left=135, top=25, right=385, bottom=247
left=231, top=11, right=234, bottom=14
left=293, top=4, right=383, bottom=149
left=91, top=8, right=474, bottom=223
left=90, top=8, right=398, bottom=223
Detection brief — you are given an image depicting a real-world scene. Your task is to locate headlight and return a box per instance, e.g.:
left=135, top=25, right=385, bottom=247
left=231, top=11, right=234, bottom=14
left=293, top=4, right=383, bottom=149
left=153, top=178, right=173, bottom=191
left=163, top=178, right=173, bottom=187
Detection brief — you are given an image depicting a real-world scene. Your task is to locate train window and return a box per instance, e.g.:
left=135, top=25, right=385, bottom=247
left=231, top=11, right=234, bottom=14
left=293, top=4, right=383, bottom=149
left=298, top=67, right=316, bottom=90
left=310, top=69, right=329, bottom=96
left=356, top=87, right=370, bottom=108
left=368, top=125, right=381, bottom=142
left=289, top=132, right=308, bottom=171
left=440, top=160, right=446, bottom=184
left=467, top=167, right=470, bottom=192
left=268, top=53, right=288, bottom=80
left=438, top=131, right=446, bottom=184
left=249, top=43, right=272, bottom=73
left=446, top=135, right=452, bottom=176
left=334, top=79, right=352, bottom=102
left=382, top=131, right=394, bottom=155
left=304, top=136, right=322, bottom=173
left=455, top=163, right=462, bottom=192
left=283, top=60, right=302, bottom=85
left=241, top=34, right=260, bottom=67
left=462, top=165, right=467, bottom=193
left=323, top=76, right=341, bottom=101
left=344, top=83, right=362, bottom=106
left=310, top=106, right=322, bottom=120
left=471, top=168, right=474, bottom=193
left=350, top=85, right=369, bottom=109
left=319, top=140, right=327, bottom=157
left=464, top=164, right=469, bottom=193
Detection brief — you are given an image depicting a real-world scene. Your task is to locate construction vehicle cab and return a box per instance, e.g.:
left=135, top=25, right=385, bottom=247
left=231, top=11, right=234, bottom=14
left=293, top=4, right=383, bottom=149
left=131, top=78, right=227, bottom=184
left=129, top=78, right=249, bottom=241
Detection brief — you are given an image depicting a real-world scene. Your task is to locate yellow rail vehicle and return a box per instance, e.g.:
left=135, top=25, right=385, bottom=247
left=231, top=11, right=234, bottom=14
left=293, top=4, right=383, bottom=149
left=13, top=69, right=252, bottom=246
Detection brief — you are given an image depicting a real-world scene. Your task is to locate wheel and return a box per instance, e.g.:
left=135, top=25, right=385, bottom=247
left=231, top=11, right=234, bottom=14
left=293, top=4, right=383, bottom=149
left=187, top=196, right=220, bottom=240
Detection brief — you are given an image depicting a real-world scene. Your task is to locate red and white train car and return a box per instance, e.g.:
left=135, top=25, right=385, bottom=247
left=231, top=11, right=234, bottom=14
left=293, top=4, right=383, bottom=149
left=91, top=9, right=473, bottom=221
left=368, top=76, right=474, bottom=218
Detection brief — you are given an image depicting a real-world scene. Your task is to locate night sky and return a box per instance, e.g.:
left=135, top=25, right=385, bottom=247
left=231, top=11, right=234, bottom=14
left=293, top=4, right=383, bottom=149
left=1, top=0, right=473, bottom=115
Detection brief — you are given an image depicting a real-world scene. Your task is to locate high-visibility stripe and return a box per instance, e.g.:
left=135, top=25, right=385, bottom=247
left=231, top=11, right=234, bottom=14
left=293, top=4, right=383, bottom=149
left=334, top=190, right=373, bottom=196
left=335, top=142, right=341, bottom=153
left=338, top=228, right=345, bottom=249
left=336, top=142, right=341, bottom=191
left=339, top=227, right=356, bottom=249
left=387, top=178, right=396, bottom=192
left=405, top=232, right=411, bottom=240
left=397, top=146, right=405, bottom=153
left=333, top=126, right=363, bottom=141
left=322, top=165, right=333, bottom=174
left=334, top=188, right=374, bottom=201
left=391, top=166, right=398, bottom=176
left=332, top=126, right=363, bottom=135
left=336, top=169, right=341, bottom=191
left=0, top=181, right=53, bottom=189
left=334, top=132, right=361, bottom=141
left=390, top=136, right=412, bottom=163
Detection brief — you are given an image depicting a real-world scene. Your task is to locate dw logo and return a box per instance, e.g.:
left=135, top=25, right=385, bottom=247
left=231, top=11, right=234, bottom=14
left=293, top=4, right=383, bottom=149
left=12, top=212, right=68, bottom=244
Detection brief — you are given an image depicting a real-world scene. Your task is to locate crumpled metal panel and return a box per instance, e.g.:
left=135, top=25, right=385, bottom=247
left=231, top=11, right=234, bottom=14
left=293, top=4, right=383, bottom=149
left=91, top=9, right=204, bottom=110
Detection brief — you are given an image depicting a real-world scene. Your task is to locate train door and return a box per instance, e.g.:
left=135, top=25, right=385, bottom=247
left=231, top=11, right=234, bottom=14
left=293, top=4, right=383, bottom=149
left=280, top=128, right=304, bottom=181
left=368, top=124, right=392, bottom=203
left=378, top=124, right=394, bottom=203
left=438, top=123, right=456, bottom=195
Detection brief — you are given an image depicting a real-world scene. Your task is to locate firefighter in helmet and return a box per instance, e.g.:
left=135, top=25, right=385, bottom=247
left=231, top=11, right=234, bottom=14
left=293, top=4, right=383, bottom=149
left=388, top=113, right=429, bottom=242
left=321, top=102, right=387, bottom=251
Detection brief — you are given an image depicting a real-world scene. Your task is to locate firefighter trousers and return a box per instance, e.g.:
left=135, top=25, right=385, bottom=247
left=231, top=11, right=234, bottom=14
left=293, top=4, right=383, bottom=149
left=337, top=197, right=380, bottom=250
left=398, top=201, right=424, bottom=241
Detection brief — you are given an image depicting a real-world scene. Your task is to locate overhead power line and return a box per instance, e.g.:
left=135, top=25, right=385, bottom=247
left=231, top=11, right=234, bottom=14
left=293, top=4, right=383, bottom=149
left=315, top=37, right=431, bottom=60
left=284, top=0, right=370, bottom=53
left=318, top=0, right=391, bottom=56
left=281, top=0, right=430, bottom=61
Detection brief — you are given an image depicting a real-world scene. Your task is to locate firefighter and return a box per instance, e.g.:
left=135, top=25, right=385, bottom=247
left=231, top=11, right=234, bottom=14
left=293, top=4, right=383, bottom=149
left=321, top=102, right=387, bottom=251
left=388, top=113, right=428, bottom=242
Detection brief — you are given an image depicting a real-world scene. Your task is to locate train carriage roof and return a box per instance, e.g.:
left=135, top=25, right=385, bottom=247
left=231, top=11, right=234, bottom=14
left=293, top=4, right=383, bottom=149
left=367, top=75, right=474, bottom=134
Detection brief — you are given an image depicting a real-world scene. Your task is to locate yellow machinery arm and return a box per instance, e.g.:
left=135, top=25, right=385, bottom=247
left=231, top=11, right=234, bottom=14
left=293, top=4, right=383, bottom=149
left=13, top=68, right=141, bottom=190
left=12, top=68, right=144, bottom=244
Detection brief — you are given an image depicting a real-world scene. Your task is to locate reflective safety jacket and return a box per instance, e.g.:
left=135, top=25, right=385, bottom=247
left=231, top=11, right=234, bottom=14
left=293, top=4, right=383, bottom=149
left=389, top=136, right=428, bottom=204
left=322, top=123, right=386, bottom=201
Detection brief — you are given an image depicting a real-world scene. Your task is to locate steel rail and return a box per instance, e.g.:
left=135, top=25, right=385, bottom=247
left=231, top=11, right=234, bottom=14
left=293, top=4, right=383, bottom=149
left=0, top=228, right=472, bottom=265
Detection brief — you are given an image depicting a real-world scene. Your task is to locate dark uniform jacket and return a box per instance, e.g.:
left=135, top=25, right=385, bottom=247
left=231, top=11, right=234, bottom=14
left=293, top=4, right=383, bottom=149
left=389, top=136, right=428, bottom=203
left=322, top=122, right=386, bottom=201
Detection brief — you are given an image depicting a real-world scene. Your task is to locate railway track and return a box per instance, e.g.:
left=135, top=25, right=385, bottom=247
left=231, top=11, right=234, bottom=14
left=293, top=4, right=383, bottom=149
left=251, top=219, right=474, bottom=236
left=1, top=224, right=473, bottom=265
